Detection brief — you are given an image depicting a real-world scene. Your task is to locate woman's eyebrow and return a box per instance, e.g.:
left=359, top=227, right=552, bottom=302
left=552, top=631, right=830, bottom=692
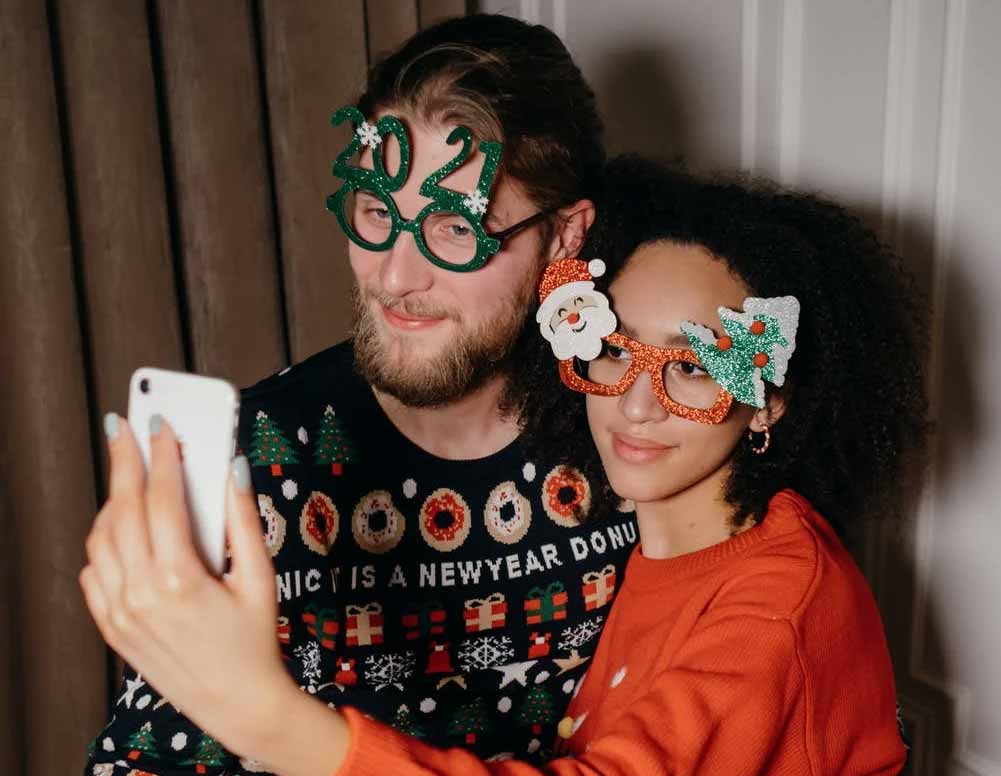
left=617, top=319, right=710, bottom=347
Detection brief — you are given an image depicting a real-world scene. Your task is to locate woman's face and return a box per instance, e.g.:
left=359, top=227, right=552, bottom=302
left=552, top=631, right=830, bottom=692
left=585, top=241, right=758, bottom=505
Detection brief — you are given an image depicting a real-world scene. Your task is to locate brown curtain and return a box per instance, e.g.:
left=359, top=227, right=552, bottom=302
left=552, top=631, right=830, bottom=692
left=0, top=1, right=466, bottom=773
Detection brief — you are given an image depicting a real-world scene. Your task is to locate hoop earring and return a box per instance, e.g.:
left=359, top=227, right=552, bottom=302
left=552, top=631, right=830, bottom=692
left=748, top=424, right=770, bottom=455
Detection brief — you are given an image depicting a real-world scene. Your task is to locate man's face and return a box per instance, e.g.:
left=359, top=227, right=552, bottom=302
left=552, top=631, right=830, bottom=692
left=349, top=117, right=546, bottom=407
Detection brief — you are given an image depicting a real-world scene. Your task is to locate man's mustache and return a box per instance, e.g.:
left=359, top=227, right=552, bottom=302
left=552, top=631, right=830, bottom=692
left=363, top=287, right=459, bottom=321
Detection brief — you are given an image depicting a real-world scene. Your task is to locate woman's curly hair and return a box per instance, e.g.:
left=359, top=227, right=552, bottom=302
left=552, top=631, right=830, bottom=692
left=510, top=156, right=929, bottom=534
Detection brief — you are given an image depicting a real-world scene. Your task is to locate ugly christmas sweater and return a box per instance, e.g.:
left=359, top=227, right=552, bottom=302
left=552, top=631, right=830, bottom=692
left=84, top=340, right=636, bottom=775
left=334, top=489, right=908, bottom=776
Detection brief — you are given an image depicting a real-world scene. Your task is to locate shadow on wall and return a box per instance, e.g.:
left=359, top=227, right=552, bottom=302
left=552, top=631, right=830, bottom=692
left=848, top=201, right=986, bottom=776
left=588, top=45, right=694, bottom=166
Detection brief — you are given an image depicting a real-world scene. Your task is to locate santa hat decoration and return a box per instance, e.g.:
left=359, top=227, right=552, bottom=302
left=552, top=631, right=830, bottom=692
left=536, top=258, right=609, bottom=327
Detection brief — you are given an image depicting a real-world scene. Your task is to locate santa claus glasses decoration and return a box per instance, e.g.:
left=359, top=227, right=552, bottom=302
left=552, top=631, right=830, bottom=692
left=326, top=106, right=557, bottom=273
left=537, top=259, right=800, bottom=424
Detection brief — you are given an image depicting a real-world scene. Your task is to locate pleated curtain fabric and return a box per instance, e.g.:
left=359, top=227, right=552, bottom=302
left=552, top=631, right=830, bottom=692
left=0, top=1, right=467, bottom=773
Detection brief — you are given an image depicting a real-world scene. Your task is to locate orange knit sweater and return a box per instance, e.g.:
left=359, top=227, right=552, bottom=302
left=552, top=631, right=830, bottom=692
left=337, top=489, right=906, bottom=775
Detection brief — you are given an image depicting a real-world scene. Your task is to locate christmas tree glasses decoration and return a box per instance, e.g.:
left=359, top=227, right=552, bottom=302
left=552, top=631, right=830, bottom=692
left=680, top=296, right=800, bottom=408
left=326, top=105, right=556, bottom=272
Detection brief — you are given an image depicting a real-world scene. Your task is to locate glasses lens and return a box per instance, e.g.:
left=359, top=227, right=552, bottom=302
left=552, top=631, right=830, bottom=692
left=421, top=210, right=478, bottom=266
left=662, top=358, right=721, bottom=410
left=572, top=341, right=633, bottom=387
left=344, top=188, right=395, bottom=247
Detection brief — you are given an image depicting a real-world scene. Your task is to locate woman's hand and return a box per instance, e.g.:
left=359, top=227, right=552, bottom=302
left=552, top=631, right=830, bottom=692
left=79, top=413, right=295, bottom=759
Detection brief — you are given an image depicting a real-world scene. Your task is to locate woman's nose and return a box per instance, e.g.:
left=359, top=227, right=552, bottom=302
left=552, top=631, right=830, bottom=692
left=618, top=372, right=668, bottom=424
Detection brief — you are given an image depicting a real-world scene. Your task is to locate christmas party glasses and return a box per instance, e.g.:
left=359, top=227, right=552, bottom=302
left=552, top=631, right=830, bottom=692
left=337, top=187, right=559, bottom=271
left=560, top=332, right=735, bottom=424
left=326, top=105, right=555, bottom=273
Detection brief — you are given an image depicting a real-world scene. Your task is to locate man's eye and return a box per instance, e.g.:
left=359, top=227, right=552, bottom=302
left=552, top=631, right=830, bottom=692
left=606, top=345, right=630, bottom=360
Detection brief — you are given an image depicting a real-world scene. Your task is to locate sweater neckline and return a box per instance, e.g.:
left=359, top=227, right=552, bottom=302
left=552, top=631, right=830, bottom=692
left=623, top=489, right=810, bottom=593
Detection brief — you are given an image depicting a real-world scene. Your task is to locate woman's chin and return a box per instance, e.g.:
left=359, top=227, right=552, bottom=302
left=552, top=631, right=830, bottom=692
left=604, top=471, right=676, bottom=506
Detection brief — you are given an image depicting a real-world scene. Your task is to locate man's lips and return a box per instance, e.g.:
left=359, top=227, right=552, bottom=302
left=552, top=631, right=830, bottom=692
left=611, top=432, right=673, bottom=463
left=381, top=304, right=447, bottom=330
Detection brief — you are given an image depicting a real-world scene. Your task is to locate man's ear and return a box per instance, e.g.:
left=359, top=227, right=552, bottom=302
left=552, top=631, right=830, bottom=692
left=545, top=199, right=596, bottom=261
left=748, top=388, right=788, bottom=432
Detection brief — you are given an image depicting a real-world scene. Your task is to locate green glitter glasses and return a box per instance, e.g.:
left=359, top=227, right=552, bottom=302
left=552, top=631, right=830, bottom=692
left=326, top=106, right=552, bottom=273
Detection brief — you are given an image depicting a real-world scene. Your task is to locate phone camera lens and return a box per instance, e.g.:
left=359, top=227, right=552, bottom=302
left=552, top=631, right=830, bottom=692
left=139, top=378, right=150, bottom=394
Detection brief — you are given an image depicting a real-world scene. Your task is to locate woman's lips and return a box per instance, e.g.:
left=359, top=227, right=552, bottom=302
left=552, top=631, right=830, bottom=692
left=611, top=432, right=673, bottom=463
left=382, top=305, right=446, bottom=331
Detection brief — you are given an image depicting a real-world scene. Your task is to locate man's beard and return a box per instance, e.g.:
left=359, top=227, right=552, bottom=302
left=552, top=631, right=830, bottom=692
left=351, top=275, right=538, bottom=408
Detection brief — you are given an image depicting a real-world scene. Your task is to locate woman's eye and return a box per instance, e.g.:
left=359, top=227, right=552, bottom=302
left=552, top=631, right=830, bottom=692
left=678, top=361, right=708, bottom=377
left=606, top=345, right=630, bottom=361
left=366, top=206, right=390, bottom=221
left=449, top=223, right=471, bottom=237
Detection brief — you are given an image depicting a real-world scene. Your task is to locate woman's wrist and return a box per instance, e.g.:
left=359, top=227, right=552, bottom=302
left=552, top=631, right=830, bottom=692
left=240, top=677, right=352, bottom=776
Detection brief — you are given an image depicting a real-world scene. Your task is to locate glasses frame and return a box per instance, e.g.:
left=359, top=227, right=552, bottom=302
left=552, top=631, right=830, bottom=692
left=558, top=332, right=735, bottom=425
left=331, top=183, right=559, bottom=272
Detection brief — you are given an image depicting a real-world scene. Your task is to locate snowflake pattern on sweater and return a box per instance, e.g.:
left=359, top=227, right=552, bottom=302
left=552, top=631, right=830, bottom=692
left=84, top=341, right=636, bottom=774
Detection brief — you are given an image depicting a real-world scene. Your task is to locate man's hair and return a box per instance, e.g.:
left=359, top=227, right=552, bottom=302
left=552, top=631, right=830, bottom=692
left=358, top=14, right=605, bottom=236
left=523, top=156, right=930, bottom=532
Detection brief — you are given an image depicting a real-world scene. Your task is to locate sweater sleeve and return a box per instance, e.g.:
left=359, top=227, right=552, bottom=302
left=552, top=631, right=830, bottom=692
left=83, top=662, right=243, bottom=776
left=334, top=611, right=903, bottom=776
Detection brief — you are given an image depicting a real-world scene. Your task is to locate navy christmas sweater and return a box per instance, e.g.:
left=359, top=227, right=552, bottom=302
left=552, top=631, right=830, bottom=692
left=85, top=340, right=636, bottom=774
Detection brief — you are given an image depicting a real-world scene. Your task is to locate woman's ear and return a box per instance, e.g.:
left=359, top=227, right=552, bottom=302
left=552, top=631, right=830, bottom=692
left=546, top=199, right=596, bottom=261
left=748, top=389, right=788, bottom=432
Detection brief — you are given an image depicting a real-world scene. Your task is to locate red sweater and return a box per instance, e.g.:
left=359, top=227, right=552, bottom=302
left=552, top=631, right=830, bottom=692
left=337, top=489, right=906, bottom=775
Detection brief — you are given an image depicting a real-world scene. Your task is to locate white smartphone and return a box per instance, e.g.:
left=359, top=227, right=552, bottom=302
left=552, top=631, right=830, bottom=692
left=127, top=367, right=240, bottom=576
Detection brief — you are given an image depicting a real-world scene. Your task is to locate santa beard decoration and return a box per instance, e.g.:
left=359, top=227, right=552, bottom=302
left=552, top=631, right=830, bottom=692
left=536, top=258, right=617, bottom=362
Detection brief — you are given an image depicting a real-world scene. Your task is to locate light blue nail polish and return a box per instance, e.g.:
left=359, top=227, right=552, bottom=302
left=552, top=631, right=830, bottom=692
left=150, top=413, right=163, bottom=436
left=103, top=412, right=119, bottom=440
left=232, top=455, right=251, bottom=492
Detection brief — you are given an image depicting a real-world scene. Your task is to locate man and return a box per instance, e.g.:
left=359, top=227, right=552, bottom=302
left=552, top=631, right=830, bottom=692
left=84, top=14, right=636, bottom=773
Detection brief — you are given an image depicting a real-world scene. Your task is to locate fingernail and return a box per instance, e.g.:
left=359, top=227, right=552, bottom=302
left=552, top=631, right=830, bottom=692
left=103, top=412, right=119, bottom=440
left=232, top=455, right=251, bottom=492
left=150, top=413, right=163, bottom=436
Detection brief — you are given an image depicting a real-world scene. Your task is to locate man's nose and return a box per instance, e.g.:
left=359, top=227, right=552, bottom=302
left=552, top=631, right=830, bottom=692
left=379, top=229, right=434, bottom=297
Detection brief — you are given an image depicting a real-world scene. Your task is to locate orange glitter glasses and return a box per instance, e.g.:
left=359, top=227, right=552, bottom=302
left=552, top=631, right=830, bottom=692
left=559, top=332, right=735, bottom=424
